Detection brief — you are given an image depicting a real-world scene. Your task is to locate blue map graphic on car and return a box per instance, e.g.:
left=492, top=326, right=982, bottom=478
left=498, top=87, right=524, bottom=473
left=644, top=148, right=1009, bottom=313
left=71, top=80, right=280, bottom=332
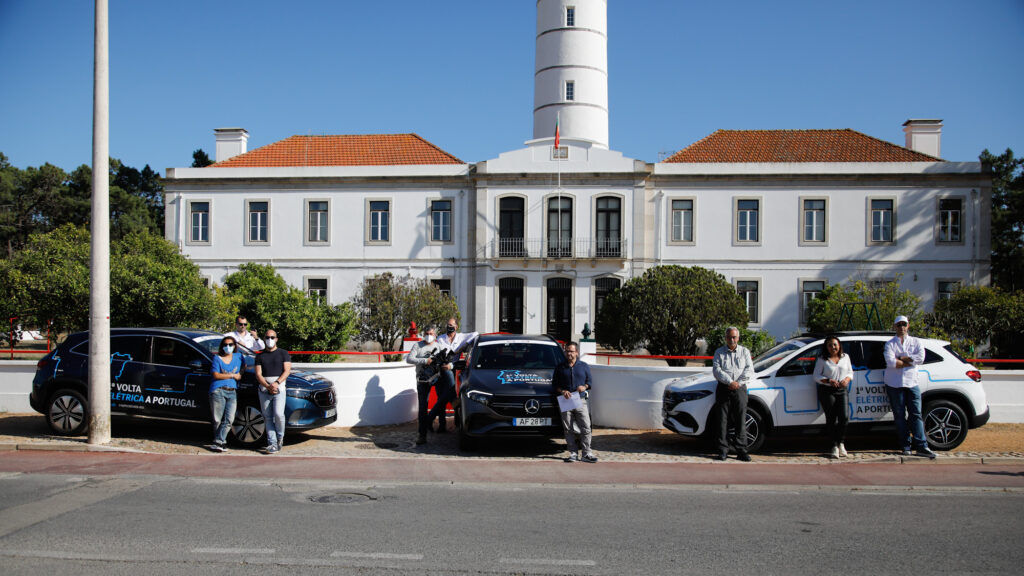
left=497, top=370, right=550, bottom=385
left=110, top=352, right=132, bottom=380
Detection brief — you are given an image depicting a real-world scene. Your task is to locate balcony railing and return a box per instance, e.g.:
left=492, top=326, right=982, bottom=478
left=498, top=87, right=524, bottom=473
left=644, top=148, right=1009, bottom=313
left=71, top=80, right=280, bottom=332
left=491, top=237, right=628, bottom=259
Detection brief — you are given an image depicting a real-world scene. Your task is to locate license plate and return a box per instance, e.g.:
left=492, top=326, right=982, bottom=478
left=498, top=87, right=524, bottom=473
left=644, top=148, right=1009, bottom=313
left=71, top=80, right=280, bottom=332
left=324, top=408, right=337, bottom=418
left=513, top=417, right=551, bottom=426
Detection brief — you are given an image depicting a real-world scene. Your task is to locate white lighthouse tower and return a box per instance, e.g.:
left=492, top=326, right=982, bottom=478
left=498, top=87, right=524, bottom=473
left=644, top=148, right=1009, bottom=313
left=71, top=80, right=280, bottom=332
left=533, top=0, right=609, bottom=149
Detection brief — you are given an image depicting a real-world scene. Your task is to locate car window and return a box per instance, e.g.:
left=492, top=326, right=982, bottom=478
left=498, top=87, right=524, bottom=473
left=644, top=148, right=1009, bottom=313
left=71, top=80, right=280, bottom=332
left=752, top=338, right=812, bottom=373
left=858, top=341, right=887, bottom=370
left=473, top=343, right=564, bottom=370
left=923, top=348, right=943, bottom=365
left=777, top=344, right=823, bottom=377
left=110, top=336, right=151, bottom=364
left=944, top=344, right=969, bottom=364
left=192, top=335, right=256, bottom=365
left=152, top=337, right=206, bottom=368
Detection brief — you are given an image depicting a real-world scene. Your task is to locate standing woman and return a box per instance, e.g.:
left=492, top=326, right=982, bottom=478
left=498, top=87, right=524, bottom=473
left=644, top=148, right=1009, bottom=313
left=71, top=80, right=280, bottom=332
left=208, top=336, right=243, bottom=452
left=813, top=335, right=853, bottom=458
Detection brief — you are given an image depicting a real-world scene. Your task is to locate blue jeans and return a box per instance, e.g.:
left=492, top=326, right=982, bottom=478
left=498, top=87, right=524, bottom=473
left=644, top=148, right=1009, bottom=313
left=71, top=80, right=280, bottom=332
left=210, top=386, right=237, bottom=445
left=886, top=385, right=927, bottom=450
left=258, top=384, right=287, bottom=448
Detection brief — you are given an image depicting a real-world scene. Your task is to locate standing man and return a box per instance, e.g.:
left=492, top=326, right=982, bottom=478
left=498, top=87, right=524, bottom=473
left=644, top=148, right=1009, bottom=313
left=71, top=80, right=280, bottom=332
left=226, top=315, right=265, bottom=352
left=883, top=315, right=937, bottom=459
left=407, top=326, right=442, bottom=445
left=712, top=327, right=754, bottom=461
left=554, top=341, right=597, bottom=463
left=421, top=317, right=478, bottom=442
left=255, top=329, right=291, bottom=453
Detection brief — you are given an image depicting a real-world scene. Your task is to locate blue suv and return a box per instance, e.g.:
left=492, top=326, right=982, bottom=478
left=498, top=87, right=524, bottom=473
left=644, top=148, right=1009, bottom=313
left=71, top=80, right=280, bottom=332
left=30, top=328, right=337, bottom=447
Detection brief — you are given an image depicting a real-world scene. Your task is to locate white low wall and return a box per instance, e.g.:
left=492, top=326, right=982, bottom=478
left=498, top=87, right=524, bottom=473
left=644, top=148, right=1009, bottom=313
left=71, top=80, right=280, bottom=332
left=2, top=361, right=1022, bottom=428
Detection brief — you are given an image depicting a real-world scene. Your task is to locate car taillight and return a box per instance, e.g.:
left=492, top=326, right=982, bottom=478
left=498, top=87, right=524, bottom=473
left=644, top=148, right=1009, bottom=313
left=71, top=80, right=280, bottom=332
left=36, top=357, right=48, bottom=370
left=966, top=370, right=981, bottom=382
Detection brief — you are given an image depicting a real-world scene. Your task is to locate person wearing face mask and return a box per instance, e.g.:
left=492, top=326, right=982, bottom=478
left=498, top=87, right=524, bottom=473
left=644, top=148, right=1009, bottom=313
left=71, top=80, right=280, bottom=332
left=421, top=317, right=479, bottom=443
left=208, top=336, right=243, bottom=452
left=255, top=329, right=291, bottom=453
left=406, top=326, right=443, bottom=445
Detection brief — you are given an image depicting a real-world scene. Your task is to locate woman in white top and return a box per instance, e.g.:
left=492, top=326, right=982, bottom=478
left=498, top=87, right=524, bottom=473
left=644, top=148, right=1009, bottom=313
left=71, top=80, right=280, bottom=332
left=813, top=335, right=854, bottom=458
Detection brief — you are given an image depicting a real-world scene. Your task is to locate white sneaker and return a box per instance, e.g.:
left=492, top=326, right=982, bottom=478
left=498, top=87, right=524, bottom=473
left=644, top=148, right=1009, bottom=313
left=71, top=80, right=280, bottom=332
left=830, top=445, right=840, bottom=459
left=838, top=443, right=848, bottom=457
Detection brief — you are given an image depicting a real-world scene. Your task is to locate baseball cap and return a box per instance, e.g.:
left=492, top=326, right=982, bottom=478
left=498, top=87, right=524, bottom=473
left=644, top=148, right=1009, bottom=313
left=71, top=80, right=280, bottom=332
left=894, top=315, right=909, bottom=325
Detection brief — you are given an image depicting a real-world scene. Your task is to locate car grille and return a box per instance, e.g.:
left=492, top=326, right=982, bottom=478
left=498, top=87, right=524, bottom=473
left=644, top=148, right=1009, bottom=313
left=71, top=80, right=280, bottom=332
left=489, top=395, right=557, bottom=417
left=312, top=388, right=336, bottom=408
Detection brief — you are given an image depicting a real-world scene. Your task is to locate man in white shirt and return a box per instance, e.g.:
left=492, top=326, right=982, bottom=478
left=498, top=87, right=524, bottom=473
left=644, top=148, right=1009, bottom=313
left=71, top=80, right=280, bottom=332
left=225, top=315, right=265, bottom=352
left=882, top=315, right=936, bottom=459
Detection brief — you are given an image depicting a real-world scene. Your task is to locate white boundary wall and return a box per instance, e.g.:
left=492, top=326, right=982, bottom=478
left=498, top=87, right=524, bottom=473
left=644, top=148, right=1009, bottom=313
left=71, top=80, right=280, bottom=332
left=2, top=361, right=1022, bottom=427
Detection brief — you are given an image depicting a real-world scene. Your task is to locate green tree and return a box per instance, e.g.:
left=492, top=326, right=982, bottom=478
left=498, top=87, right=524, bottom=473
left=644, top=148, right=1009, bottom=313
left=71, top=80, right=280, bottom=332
left=703, top=325, right=777, bottom=360
left=927, top=286, right=1024, bottom=360
left=594, top=265, right=748, bottom=365
left=224, top=263, right=358, bottom=362
left=981, top=148, right=1024, bottom=291
left=807, top=276, right=922, bottom=333
left=351, top=272, right=461, bottom=358
left=191, top=149, right=213, bottom=167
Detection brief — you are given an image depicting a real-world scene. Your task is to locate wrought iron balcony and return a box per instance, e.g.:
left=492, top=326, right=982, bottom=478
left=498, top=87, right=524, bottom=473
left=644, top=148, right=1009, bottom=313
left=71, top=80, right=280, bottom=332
left=490, top=237, right=627, bottom=259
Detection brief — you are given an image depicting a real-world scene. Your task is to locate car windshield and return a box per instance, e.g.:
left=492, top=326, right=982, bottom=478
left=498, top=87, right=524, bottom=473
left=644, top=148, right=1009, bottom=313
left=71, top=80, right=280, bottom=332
left=192, top=334, right=256, bottom=361
left=472, top=342, right=564, bottom=370
left=752, top=338, right=814, bottom=373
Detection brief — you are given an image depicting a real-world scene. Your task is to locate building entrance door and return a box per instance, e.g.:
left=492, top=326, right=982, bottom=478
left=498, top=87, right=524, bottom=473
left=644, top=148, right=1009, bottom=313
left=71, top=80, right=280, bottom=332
left=546, top=278, right=572, bottom=343
left=498, top=278, right=524, bottom=334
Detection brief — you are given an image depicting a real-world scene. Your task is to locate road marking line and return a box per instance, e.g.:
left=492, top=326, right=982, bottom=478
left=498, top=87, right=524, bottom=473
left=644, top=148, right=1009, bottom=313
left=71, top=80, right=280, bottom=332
left=192, top=548, right=275, bottom=554
left=500, top=557, right=597, bottom=567
left=330, top=551, right=424, bottom=560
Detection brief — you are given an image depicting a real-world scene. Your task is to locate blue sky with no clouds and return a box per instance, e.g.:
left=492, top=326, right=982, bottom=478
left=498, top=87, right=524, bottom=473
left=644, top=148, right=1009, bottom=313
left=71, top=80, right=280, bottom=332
left=1, top=0, right=1022, bottom=174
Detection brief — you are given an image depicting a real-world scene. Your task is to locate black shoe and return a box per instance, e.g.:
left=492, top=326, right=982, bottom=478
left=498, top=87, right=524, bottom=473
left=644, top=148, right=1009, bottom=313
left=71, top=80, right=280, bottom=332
left=737, top=453, right=752, bottom=462
left=415, top=434, right=427, bottom=445
left=714, top=452, right=728, bottom=461
left=916, top=447, right=937, bottom=460
left=436, top=424, right=448, bottom=434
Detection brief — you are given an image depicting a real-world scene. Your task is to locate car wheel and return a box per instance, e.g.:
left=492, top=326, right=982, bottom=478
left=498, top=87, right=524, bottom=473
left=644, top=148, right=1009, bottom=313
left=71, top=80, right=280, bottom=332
left=231, top=403, right=267, bottom=447
left=726, top=407, right=767, bottom=454
left=46, top=388, right=88, bottom=436
left=923, top=399, right=968, bottom=451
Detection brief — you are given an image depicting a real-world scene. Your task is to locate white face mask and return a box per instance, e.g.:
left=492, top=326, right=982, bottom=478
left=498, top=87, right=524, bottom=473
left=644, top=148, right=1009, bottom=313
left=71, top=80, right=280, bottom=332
left=223, top=345, right=235, bottom=354
left=266, top=337, right=277, bottom=347
left=425, top=334, right=436, bottom=344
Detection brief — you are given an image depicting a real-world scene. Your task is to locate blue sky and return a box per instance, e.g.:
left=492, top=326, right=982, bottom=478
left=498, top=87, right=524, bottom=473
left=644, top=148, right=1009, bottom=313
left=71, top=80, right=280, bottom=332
left=2, top=0, right=1022, bottom=174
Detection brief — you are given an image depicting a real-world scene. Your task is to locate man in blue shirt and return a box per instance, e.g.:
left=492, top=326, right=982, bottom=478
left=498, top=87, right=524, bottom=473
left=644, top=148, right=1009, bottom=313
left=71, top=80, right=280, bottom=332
left=553, top=341, right=597, bottom=463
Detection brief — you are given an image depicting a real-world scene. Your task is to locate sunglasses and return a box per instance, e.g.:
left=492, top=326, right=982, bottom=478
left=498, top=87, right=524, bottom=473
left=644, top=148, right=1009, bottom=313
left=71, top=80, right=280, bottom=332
left=237, top=322, right=248, bottom=327
left=896, top=322, right=908, bottom=327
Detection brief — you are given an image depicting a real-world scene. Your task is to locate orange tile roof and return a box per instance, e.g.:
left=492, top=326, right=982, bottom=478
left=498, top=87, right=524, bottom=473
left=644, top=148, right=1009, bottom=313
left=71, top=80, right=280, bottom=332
left=663, top=129, right=942, bottom=163
left=211, top=134, right=463, bottom=167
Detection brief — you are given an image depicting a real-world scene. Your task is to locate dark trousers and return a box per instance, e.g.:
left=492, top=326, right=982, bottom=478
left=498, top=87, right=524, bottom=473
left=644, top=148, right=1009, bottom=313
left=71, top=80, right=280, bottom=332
left=817, top=385, right=849, bottom=445
left=714, top=383, right=748, bottom=454
left=421, top=369, right=456, bottom=435
left=416, top=380, right=437, bottom=434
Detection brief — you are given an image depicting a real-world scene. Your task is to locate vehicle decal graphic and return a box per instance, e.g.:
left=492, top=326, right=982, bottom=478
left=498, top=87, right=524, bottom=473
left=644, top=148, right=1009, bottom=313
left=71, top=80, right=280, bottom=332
left=110, top=352, right=132, bottom=380
left=496, top=370, right=551, bottom=385
left=747, top=385, right=819, bottom=414
left=51, top=353, right=62, bottom=378
left=146, top=373, right=202, bottom=394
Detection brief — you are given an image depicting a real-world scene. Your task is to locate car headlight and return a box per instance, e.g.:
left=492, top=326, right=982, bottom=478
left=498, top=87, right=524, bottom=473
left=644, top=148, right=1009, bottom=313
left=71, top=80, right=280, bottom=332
left=286, top=387, right=312, bottom=399
left=465, top=390, right=493, bottom=406
left=664, top=389, right=712, bottom=405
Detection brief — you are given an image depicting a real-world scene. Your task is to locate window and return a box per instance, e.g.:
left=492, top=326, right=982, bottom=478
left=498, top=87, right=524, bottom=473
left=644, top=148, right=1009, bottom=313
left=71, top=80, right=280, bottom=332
left=595, top=196, right=621, bottom=257
left=306, top=278, right=328, bottom=304
left=737, top=280, right=759, bottom=324
left=802, top=199, right=826, bottom=243
left=498, top=277, right=524, bottom=334
left=594, top=277, right=621, bottom=320
left=938, top=198, right=963, bottom=243
left=307, top=200, right=329, bottom=244
left=801, top=280, right=826, bottom=325
left=499, top=197, right=526, bottom=257
left=431, top=278, right=452, bottom=297
left=152, top=337, right=204, bottom=368
left=547, top=196, right=573, bottom=257
left=551, top=146, right=568, bottom=160
left=565, top=81, right=575, bottom=101
left=671, top=199, right=694, bottom=243
left=566, top=6, right=575, bottom=26
left=736, top=199, right=759, bottom=243
left=431, top=199, right=452, bottom=243
left=189, top=201, right=209, bottom=244
left=938, top=280, right=961, bottom=301
left=870, top=199, right=894, bottom=243
left=247, top=201, right=268, bottom=243
left=368, top=200, right=390, bottom=243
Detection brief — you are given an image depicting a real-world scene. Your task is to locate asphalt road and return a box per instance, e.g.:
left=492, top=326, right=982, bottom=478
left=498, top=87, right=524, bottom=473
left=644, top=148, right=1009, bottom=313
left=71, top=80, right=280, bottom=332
left=0, top=472, right=1022, bottom=575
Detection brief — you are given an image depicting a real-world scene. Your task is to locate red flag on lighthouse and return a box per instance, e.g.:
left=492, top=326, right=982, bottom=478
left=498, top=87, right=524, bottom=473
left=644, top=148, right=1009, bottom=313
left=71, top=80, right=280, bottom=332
left=554, top=114, right=560, bottom=150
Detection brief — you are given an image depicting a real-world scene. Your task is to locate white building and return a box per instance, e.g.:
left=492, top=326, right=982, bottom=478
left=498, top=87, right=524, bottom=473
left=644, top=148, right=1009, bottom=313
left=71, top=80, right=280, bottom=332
left=164, top=0, right=990, bottom=342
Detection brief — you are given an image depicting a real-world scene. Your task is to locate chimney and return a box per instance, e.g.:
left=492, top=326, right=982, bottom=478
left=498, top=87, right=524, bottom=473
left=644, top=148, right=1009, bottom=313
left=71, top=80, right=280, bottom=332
left=902, top=119, right=942, bottom=158
left=214, top=128, right=249, bottom=162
